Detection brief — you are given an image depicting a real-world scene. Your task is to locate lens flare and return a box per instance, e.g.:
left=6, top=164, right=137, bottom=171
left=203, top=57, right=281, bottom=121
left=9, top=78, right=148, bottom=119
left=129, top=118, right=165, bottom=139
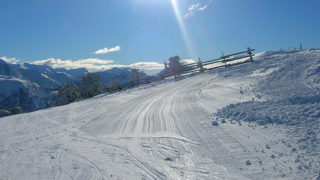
left=170, top=0, right=195, bottom=58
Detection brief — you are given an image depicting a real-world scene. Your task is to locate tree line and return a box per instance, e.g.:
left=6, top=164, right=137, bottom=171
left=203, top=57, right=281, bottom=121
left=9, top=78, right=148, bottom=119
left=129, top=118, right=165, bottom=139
left=55, top=68, right=147, bottom=106
left=55, top=55, right=184, bottom=106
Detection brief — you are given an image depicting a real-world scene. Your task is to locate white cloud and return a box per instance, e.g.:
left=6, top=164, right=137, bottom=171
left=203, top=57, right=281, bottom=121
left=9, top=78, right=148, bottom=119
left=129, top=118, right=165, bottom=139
left=5, top=56, right=192, bottom=72
left=0, top=56, right=20, bottom=64
left=184, top=0, right=212, bottom=19
left=94, top=45, right=120, bottom=55
left=32, top=58, right=115, bottom=71
left=181, top=59, right=196, bottom=64
left=75, top=58, right=114, bottom=65
left=198, top=5, right=208, bottom=11
left=32, top=58, right=164, bottom=72
left=184, top=11, right=193, bottom=19
left=128, top=62, right=164, bottom=70
left=188, top=3, right=200, bottom=11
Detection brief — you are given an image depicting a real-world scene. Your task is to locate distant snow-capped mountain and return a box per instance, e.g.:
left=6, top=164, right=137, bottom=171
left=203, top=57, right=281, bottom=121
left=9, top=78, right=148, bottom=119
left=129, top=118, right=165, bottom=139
left=0, top=60, right=86, bottom=112
left=97, top=67, right=131, bottom=85
left=0, top=75, right=51, bottom=112
left=0, top=59, right=17, bottom=76
left=55, top=67, right=89, bottom=78
left=0, top=59, right=136, bottom=113
left=12, top=63, right=73, bottom=89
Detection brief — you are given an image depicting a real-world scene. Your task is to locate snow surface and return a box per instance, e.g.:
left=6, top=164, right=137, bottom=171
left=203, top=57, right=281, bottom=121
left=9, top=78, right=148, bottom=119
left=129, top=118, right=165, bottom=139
left=0, top=49, right=319, bottom=179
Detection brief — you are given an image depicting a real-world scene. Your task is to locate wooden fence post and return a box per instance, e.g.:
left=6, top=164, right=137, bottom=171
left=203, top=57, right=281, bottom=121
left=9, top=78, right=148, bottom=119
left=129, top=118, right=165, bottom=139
left=222, top=51, right=227, bottom=67
left=197, top=57, right=204, bottom=72
left=248, top=47, right=254, bottom=62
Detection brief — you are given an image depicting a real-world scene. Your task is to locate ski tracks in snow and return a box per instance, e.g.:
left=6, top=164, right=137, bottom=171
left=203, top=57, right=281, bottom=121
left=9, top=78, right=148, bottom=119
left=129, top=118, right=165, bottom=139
left=3, top=50, right=318, bottom=179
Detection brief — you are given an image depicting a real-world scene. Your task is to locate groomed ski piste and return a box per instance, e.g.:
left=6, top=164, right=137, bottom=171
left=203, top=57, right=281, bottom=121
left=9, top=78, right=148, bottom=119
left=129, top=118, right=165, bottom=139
left=0, top=49, right=319, bottom=179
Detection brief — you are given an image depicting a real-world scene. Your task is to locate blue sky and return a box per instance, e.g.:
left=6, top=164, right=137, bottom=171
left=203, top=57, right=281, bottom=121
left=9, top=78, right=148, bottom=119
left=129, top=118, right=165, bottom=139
left=1, top=0, right=319, bottom=74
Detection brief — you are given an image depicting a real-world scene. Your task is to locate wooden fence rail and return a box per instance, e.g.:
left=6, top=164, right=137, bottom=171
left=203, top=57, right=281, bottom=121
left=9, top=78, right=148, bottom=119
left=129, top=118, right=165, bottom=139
left=169, top=47, right=255, bottom=78
left=106, top=47, right=255, bottom=92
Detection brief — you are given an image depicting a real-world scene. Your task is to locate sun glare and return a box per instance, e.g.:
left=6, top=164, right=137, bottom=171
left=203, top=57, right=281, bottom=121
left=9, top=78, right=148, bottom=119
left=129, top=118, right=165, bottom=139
left=170, top=0, right=195, bottom=58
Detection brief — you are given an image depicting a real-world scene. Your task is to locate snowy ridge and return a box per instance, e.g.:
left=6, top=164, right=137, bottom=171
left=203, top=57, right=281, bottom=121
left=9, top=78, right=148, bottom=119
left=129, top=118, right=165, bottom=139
left=0, top=60, right=134, bottom=112
left=0, top=75, right=49, bottom=111
left=0, top=49, right=319, bottom=179
left=0, top=60, right=78, bottom=111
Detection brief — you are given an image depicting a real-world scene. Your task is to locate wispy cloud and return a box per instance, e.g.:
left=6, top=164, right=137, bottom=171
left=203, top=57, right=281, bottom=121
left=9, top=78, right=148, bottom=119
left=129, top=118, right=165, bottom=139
left=32, top=58, right=164, bottom=71
left=0, top=56, right=20, bottom=64
left=184, top=0, right=212, bottom=19
left=188, top=3, right=200, bottom=11
left=198, top=5, right=208, bottom=11
left=94, top=45, right=120, bottom=55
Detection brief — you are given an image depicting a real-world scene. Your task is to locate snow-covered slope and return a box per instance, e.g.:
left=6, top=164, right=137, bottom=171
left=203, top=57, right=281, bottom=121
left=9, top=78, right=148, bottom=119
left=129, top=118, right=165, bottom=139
left=55, top=68, right=89, bottom=79
left=0, top=49, right=319, bottom=179
left=0, top=75, right=50, bottom=111
left=97, top=67, right=131, bottom=86
left=0, top=60, right=73, bottom=112
left=12, top=63, right=73, bottom=89
left=0, top=60, right=16, bottom=76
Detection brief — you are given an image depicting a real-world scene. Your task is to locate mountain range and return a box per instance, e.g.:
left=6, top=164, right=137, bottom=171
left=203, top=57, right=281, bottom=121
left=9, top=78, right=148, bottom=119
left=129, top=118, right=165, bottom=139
left=0, top=59, right=133, bottom=112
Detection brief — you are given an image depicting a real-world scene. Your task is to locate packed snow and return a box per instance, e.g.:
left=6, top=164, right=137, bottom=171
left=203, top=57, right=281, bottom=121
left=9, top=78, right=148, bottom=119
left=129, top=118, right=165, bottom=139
left=0, top=49, right=319, bottom=179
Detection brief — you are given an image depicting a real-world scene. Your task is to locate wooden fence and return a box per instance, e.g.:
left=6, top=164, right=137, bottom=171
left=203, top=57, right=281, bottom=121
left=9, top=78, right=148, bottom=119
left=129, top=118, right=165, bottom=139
left=106, top=47, right=255, bottom=92
left=169, top=47, right=255, bottom=78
